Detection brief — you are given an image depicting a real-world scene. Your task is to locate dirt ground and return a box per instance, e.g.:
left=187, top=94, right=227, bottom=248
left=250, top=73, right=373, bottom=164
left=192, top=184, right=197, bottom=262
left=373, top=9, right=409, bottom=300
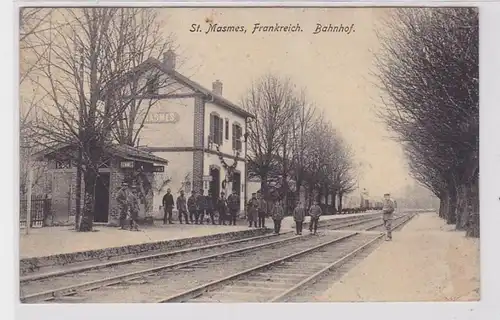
left=318, top=212, right=480, bottom=302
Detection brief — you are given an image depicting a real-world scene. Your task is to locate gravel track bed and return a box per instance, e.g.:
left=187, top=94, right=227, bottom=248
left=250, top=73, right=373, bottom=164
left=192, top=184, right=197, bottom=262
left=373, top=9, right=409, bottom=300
left=45, top=233, right=349, bottom=303
left=188, top=233, right=379, bottom=303
left=283, top=236, right=383, bottom=302
left=21, top=232, right=297, bottom=297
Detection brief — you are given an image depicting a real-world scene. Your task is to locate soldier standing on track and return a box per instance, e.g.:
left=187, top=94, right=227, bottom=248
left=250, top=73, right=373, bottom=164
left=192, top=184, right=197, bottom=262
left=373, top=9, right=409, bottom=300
left=308, top=201, right=322, bottom=235
left=196, top=189, right=206, bottom=224
left=247, top=193, right=259, bottom=228
left=117, top=181, right=129, bottom=230
left=176, top=190, right=189, bottom=224
left=257, top=192, right=267, bottom=228
left=293, top=200, right=306, bottom=235
left=217, top=192, right=228, bottom=225
left=206, top=191, right=216, bottom=225
left=162, top=188, right=174, bottom=224
left=187, top=190, right=197, bottom=224
left=227, top=190, right=240, bottom=226
left=382, top=193, right=396, bottom=241
left=271, top=198, right=285, bottom=234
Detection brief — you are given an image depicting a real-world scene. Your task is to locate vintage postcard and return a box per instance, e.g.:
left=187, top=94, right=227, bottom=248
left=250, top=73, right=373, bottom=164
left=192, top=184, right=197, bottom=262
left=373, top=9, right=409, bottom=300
left=18, top=6, right=479, bottom=304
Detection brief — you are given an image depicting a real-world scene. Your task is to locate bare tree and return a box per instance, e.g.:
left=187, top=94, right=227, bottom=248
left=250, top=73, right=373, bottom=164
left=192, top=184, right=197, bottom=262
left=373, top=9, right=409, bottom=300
left=22, top=8, right=177, bottom=231
left=242, top=74, right=297, bottom=201
left=374, top=8, right=479, bottom=236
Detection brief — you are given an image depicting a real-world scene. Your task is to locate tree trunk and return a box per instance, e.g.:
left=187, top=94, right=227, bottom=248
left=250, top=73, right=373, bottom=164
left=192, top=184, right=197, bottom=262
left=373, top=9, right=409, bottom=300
left=338, top=192, right=343, bottom=213
left=79, top=168, right=97, bottom=231
left=456, top=183, right=468, bottom=230
left=75, top=154, right=82, bottom=230
left=331, top=190, right=337, bottom=214
left=438, top=196, right=445, bottom=218
left=446, top=186, right=457, bottom=225
left=466, top=173, right=479, bottom=238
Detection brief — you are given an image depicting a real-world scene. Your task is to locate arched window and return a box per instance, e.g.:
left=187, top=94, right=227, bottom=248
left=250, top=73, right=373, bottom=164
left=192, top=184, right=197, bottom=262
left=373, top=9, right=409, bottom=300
left=232, top=122, right=242, bottom=151
left=210, top=112, right=223, bottom=145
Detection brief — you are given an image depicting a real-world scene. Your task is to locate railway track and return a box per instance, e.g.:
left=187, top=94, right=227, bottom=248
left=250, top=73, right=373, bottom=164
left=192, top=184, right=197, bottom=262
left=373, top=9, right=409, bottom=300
left=160, top=214, right=414, bottom=303
left=20, top=213, right=412, bottom=303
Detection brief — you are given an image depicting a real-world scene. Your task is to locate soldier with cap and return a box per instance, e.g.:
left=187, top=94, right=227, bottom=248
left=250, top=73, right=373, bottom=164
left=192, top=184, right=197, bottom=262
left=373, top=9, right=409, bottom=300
left=247, top=193, right=259, bottom=228
left=227, top=190, right=240, bottom=226
left=162, top=188, right=174, bottom=224
left=382, top=193, right=396, bottom=241
left=217, top=192, right=228, bottom=225
left=116, top=181, right=130, bottom=230
left=176, top=190, right=189, bottom=224
left=187, top=190, right=197, bottom=224
left=196, top=188, right=207, bottom=224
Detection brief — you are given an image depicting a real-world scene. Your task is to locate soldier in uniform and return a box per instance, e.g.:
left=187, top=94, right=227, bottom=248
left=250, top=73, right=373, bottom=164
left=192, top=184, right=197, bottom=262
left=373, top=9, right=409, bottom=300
left=217, top=192, right=228, bottom=225
left=162, top=188, right=174, bottom=224
left=227, top=190, right=240, bottom=226
left=176, top=190, right=189, bottom=224
left=116, top=181, right=129, bottom=230
left=187, top=190, right=197, bottom=224
left=271, top=198, right=285, bottom=234
left=247, top=193, right=259, bottom=228
left=196, top=189, right=206, bottom=224
left=206, top=191, right=216, bottom=225
left=293, top=200, right=306, bottom=235
left=382, top=193, right=396, bottom=241
left=308, top=200, right=322, bottom=235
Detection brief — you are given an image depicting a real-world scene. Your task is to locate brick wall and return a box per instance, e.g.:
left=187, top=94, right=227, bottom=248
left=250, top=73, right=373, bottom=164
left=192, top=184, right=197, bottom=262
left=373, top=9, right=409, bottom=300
left=108, top=160, right=125, bottom=226
left=193, top=95, right=205, bottom=191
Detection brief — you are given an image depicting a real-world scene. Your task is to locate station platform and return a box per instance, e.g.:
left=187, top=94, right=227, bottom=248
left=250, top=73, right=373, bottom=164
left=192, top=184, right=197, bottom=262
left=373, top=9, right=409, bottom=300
left=316, top=211, right=480, bottom=302
left=19, top=222, right=252, bottom=259
left=19, top=211, right=379, bottom=259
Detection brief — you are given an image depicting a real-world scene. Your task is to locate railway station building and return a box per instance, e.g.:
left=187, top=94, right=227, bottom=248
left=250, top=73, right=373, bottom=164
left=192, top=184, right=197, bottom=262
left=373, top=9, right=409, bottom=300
left=114, top=50, right=255, bottom=214
left=35, top=143, right=169, bottom=226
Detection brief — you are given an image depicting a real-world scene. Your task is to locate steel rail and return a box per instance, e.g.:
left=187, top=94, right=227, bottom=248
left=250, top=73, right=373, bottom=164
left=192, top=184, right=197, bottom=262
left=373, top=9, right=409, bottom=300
left=21, top=231, right=288, bottom=283
left=155, top=232, right=360, bottom=303
left=21, top=232, right=303, bottom=303
left=268, top=214, right=414, bottom=302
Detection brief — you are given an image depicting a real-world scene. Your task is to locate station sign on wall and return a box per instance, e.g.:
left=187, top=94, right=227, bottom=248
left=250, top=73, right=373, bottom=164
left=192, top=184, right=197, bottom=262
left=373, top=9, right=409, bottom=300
left=144, top=112, right=180, bottom=124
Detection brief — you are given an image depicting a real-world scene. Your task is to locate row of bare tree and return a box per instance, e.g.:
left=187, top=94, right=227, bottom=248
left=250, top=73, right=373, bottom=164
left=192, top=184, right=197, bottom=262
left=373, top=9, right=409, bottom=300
left=20, top=8, right=177, bottom=231
left=241, top=75, right=357, bottom=213
left=374, top=8, right=479, bottom=237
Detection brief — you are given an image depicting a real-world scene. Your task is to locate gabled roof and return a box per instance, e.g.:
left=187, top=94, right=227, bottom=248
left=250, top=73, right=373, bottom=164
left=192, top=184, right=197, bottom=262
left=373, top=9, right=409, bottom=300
left=108, top=58, right=254, bottom=119
left=34, top=142, right=169, bottom=165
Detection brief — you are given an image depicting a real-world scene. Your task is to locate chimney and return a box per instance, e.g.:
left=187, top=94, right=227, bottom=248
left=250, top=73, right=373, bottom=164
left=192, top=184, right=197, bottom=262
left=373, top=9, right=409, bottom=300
left=212, top=80, right=223, bottom=96
left=163, top=49, right=176, bottom=70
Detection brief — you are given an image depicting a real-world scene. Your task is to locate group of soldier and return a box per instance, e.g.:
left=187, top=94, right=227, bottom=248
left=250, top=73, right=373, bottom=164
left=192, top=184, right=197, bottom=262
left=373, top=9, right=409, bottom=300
left=247, top=192, right=324, bottom=235
left=118, top=179, right=395, bottom=240
left=116, top=181, right=141, bottom=231
left=162, top=188, right=241, bottom=226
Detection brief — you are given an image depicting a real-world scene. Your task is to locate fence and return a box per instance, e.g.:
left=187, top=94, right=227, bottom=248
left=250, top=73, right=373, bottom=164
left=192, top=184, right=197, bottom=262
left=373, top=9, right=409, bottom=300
left=20, top=195, right=51, bottom=228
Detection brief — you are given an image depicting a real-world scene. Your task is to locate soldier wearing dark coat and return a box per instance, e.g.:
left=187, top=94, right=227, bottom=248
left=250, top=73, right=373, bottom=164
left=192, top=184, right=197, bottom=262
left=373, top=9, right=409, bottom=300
left=217, top=192, right=228, bottom=225
left=162, top=188, right=174, bottom=224
left=257, top=192, right=268, bottom=228
left=187, top=190, right=197, bottom=224
left=227, top=190, right=240, bottom=226
left=206, top=191, right=216, bottom=225
left=196, top=189, right=207, bottom=224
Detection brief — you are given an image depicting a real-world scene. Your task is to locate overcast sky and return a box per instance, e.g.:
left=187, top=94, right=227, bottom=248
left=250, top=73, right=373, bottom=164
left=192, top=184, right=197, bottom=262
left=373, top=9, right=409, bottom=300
left=160, top=7, right=413, bottom=197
